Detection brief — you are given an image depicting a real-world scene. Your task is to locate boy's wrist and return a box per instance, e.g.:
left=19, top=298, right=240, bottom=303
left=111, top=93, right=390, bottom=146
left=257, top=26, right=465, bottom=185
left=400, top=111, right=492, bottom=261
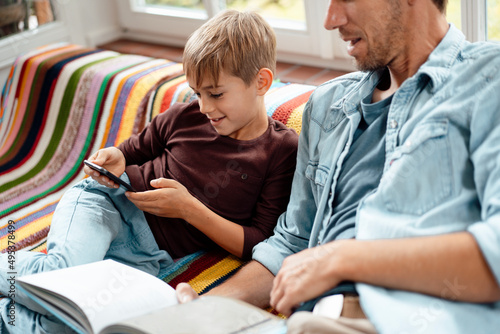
left=112, top=147, right=127, bottom=167
left=181, top=196, right=206, bottom=225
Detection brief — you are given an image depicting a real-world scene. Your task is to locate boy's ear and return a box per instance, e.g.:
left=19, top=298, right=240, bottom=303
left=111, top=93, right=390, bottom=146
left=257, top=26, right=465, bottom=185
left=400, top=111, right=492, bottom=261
left=256, top=68, right=274, bottom=96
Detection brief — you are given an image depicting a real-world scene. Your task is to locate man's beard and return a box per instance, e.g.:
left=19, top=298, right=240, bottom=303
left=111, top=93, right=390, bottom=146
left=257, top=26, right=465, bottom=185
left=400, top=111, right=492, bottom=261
left=354, top=48, right=391, bottom=72
left=352, top=1, right=404, bottom=72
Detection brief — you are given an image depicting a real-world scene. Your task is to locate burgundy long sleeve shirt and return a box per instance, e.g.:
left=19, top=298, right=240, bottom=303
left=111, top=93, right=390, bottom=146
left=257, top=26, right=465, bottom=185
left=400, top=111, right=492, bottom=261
left=118, top=100, right=298, bottom=259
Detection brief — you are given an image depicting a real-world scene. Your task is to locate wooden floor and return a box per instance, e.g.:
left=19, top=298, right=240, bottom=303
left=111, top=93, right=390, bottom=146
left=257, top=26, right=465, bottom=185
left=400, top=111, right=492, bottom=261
left=98, top=39, right=349, bottom=86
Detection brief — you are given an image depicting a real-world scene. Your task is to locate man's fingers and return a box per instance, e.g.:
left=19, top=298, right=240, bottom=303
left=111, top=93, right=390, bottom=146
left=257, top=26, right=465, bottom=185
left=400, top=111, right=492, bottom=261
left=270, top=272, right=285, bottom=309
left=270, top=263, right=307, bottom=316
left=176, top=282, right=199, bottom=303
left=272, top=283, right=298, bottom=317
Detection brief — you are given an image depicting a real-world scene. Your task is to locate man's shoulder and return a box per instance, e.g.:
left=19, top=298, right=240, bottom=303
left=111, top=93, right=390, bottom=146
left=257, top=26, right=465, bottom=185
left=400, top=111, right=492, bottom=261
left=316, top=71, right=367, bottom=90
left=456, top=41, right=500, bottom=77
left=445, top=41, right=500, bottom=92
left=309, top=71, right=367, bottom=103
left=303, top=71, right=367, bottom=122
left=461, top=40, right=500, bottom=61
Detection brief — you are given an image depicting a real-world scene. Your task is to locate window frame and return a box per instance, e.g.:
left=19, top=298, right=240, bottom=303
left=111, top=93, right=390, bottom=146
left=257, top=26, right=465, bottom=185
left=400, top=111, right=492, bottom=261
left=461, top=0, right=487, bottom=42
left=0, top=1, right=86, bottom=83
left=117, top=0, right=496, bottom=70
left=117, top=0, right=356, bottom=71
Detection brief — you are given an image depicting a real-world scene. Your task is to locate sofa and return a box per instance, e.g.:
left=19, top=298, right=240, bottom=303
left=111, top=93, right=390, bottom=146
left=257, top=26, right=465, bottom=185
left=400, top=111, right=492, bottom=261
left=0, top=43, right=315, bottom=296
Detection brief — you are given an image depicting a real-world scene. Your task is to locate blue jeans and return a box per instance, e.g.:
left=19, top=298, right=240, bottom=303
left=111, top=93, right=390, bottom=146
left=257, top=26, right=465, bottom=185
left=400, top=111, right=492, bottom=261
left=0, top=174, right=174, bottom=333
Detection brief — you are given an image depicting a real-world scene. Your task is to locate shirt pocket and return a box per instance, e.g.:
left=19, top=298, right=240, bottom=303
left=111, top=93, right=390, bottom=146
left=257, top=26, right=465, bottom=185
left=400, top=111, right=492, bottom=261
left=378, top=119, right=453, bottom=215
left=305, top=162, right=330, bottom=202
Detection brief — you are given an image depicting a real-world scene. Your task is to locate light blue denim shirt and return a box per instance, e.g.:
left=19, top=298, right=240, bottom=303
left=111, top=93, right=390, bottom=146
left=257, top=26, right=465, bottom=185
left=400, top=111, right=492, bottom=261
left=253, top=25, right=500, bottom=333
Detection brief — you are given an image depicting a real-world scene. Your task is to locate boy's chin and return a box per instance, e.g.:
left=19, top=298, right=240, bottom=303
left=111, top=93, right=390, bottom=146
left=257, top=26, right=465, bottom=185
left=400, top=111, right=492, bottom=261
left=212, top=127, right=229, bottom=137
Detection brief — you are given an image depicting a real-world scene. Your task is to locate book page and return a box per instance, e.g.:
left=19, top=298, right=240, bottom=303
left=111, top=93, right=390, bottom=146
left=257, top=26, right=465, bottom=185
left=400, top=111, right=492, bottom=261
left=18, top=260, right=178, bottom=334
left=101, top=296, right=287, bottom=334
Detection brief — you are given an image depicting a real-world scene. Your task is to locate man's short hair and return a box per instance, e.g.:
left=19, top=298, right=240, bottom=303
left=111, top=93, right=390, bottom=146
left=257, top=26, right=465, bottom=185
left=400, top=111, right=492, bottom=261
left=432, top=0, right=448, bottom=13
left=183, top=10, right=277, bottom=88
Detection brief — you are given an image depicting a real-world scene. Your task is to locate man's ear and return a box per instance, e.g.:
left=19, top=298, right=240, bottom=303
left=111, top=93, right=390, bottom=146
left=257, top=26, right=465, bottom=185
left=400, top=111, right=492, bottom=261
left=256, top=68, right=274, bottom=96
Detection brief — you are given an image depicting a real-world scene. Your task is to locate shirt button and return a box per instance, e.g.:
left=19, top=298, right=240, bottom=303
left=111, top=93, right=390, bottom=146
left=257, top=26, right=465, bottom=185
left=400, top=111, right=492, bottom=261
left=389, top=119, right=398, bottom=129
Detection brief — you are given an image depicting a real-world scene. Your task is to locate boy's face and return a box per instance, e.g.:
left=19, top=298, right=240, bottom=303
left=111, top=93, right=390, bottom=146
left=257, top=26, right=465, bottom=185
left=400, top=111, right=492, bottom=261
left=189, top=71, right=269, bottom=140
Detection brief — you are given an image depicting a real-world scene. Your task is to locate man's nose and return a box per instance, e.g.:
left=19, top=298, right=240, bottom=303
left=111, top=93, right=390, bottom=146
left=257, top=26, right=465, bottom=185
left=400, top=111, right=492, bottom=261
left=324, top=0, right=348, bottom=30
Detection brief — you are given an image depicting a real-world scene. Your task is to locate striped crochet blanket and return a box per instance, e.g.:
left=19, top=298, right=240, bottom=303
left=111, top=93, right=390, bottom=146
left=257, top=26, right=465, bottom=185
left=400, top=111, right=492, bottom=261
left=0, top=43, right=315, bottom=292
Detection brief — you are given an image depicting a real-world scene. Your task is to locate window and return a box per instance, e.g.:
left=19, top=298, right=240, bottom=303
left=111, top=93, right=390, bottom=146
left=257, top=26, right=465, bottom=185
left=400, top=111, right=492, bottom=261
left=446, top=0, right=462, bottom=31
left=449, top=0, right=498, bottom=42
left=140, top=0, right=306, bottom=29
left=0, top=0, right=56, bottom=40
left=223, top=0, right=306, bottom=31
left=487, top=0, right=500, bottom=41
left=0, top=0, right=87, bottom=85
left=118, top=0, right=498, bottom=72
left=118, top=0, right=354, bottom=71
left=140, top=0, right=307, bottom=28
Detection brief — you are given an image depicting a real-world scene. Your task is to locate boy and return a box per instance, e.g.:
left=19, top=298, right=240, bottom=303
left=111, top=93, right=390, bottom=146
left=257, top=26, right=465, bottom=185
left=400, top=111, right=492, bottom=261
left=0, top=10, right=298, bottom=333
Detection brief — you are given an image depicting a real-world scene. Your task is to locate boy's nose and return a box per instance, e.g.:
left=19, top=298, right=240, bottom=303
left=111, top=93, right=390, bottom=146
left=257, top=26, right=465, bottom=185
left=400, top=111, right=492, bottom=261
left=324, top=0, right=348, bottom=30
left=198, top=99, right=214, bottom=115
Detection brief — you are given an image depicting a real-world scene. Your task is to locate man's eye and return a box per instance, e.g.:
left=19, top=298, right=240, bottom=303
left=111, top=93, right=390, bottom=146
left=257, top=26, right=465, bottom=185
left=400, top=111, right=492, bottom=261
left=211, top=93, right=223, bottom=99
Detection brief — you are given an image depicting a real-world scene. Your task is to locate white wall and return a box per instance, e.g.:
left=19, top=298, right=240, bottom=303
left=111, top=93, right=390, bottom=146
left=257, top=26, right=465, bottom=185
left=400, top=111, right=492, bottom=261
left=0, top=0, right=121, bottom=87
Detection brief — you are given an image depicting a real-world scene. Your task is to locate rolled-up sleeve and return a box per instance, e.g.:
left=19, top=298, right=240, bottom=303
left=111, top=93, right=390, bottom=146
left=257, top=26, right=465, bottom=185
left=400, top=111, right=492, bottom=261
left=467, top=72, right=500, bottom=285
left=468, top=219, right=500, bottom=284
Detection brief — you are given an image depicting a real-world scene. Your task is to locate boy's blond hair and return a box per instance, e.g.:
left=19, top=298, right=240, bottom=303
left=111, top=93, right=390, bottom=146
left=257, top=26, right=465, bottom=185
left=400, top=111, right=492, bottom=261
left=183, top=10, right=277, bottom=88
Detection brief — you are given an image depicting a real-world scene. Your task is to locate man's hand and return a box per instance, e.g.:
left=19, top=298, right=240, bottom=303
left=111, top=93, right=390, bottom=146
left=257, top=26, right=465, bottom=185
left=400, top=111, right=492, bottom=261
left=272, top=233, right=500, bottom=317
left=176, top=283, right=199, bottom=303
left=84, top=147, right=126, bottom=188
left=270, top=241, right=348, bottom=317
left=126, top=178, right=197, bottom=219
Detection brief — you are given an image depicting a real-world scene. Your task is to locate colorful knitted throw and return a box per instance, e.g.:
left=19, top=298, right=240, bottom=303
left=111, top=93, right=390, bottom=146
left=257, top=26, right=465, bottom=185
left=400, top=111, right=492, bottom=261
left=0, top=43, right=315, bottom=293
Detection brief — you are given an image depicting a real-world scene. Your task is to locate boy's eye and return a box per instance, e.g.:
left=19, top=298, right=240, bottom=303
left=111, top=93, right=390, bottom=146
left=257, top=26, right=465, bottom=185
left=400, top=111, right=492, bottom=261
left=210, top=93, right=223, bottom=99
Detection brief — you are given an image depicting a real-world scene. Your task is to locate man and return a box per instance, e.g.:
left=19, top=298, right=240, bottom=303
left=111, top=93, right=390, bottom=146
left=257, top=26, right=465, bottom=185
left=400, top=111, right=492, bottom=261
left=177, top=0, right=500, bottom=332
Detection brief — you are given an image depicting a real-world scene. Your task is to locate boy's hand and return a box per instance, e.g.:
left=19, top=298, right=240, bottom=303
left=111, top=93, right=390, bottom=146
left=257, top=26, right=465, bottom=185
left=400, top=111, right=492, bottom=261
left=176, top=283, right=199, bottom=303
left=125, top=178, right=197, bottom=219
left=84, top=147, right=126, bottom=188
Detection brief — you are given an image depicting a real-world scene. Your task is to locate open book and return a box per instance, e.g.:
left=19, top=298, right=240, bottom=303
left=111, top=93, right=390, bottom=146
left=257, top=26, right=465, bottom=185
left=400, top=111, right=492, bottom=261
left=17, top=259, right=286, bottom=334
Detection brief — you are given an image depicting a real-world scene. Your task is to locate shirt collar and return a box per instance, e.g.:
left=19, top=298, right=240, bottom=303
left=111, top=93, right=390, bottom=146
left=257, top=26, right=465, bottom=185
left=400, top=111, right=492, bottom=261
left=340, top=24, right=466, bottom=113
left=341, top=70, right=385, bottom=116
left=416, top=23, right=466, bottom=92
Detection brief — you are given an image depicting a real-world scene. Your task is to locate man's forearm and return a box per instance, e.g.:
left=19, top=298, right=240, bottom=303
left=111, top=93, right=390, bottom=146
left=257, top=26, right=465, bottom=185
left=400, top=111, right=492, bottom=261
left=339, top=232, right=500, bottom=302
left=271, top=231, right=500, bottom=316
left=206, top=260, right=275, bottom=308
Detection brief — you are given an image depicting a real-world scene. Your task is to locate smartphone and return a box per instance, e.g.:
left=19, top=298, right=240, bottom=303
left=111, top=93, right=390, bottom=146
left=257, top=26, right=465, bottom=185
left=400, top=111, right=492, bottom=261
left=83, top=160, right=137, bottom=192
